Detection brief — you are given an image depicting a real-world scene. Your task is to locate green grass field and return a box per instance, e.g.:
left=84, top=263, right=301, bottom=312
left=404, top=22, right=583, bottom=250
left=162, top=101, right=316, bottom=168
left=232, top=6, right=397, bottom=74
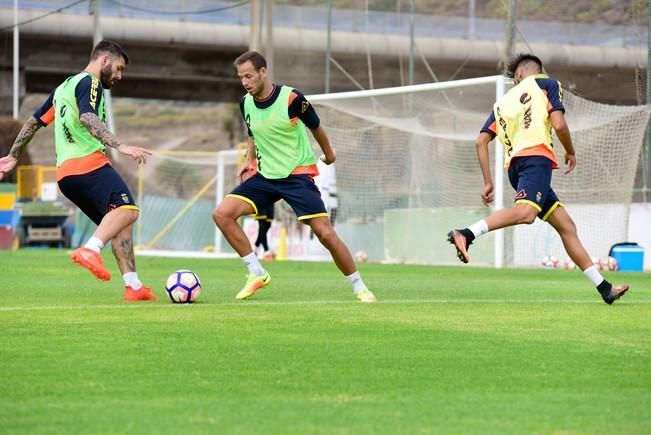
left=1, top=249, right=649, bottom=434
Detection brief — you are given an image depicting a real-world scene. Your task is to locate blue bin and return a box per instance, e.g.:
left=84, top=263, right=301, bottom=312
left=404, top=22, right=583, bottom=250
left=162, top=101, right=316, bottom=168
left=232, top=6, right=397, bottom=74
left=610, top=243, right=644, bottom=272
left=0, top=210, right=20, bottom=228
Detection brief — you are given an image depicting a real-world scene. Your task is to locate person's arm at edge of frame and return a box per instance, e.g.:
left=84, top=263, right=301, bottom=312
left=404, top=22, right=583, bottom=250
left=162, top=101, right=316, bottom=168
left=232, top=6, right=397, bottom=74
left=0, top=116, right=43, bottom=181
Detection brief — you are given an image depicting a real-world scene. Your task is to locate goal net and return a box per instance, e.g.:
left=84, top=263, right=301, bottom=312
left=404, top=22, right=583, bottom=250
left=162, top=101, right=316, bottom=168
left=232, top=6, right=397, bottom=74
left=307, top=76, right=650, bottom=267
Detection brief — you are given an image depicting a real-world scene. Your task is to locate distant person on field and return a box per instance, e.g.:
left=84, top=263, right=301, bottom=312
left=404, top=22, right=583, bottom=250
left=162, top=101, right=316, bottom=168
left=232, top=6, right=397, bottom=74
left=447, top=53, right=628, bottom=305
left=253, top=203, right=274, bottom=260
left=0, top=40, right=156, bottom=302
left=212, top=50, right=377, bottom=302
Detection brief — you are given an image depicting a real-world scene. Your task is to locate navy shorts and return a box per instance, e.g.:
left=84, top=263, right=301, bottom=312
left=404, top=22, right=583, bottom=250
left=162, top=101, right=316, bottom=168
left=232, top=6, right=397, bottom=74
left=228, top=173, right=328, bottom=221
left=58, top=164, right=138, bottom=225
left=507, top=156, right=562, bottom=221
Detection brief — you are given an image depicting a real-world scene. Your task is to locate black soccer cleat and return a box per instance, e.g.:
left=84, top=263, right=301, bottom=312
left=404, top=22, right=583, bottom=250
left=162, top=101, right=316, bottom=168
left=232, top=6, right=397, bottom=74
left=600, top=283, right=630, bottom=305
left=447, top=230, right=471, bottom=264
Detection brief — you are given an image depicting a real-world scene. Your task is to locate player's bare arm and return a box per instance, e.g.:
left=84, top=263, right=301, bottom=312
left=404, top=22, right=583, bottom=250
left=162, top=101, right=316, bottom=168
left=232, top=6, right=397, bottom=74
left=550, top=110, right=576, bottom=174
left=9, top=116, right=41, bottom=159
left=80, top=112, right=151, bottom=164
left=311, top=125, right=336, bottom=164
left=238, top=137, right=257, bottom=182
left=475, top=131, right=494, bottom=205
left=0, top=116, right=42, bottom=180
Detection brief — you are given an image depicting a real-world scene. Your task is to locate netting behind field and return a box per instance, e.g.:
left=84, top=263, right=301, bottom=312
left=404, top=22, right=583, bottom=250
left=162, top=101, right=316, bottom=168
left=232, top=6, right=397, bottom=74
left=310, top=78, right=650, bottom=266
left=134, top=151, right=240, bottom=254
left=512, top=94, right=650, bottom=266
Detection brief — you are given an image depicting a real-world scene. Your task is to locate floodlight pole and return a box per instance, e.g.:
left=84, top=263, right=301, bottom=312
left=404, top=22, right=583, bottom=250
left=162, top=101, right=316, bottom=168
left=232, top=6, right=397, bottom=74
left=325, top=0, right=332, bottom=93
left=91, top=0, right=116, bottom=135
left=408, top=0, right=415, bottom=85
left=468, top=0, right=476, bottom=39
left=265, top=0, right=273, bottom=82
left=12, top=0, right=19, bottom=119
left=503, top=0, right=516, bottom=75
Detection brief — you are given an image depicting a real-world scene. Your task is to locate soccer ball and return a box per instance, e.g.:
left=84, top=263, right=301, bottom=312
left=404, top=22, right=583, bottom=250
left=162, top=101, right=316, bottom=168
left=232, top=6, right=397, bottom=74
left=605, top=256, right=619, bottom=271
left=563, top=258, right=577, bottom=270
left=165, top=270, right=202, bottom=303
left=354, top=250, right=368, bottom=263
left=591, top=256, right=604, bottom=271
left=541, top=255, right=559, bottom=269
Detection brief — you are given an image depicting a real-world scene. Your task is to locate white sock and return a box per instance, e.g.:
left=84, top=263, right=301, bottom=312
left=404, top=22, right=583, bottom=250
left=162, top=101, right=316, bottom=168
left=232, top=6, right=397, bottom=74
left=583, top=265, right=604, bottom=287
left=84, top=236, right=104, bottom=253
left=468, top=220, right=489, bottom=238
left=242, top=252, right=266, bottom=276
left=346, top=271, right=367, bottom=293
left=123, top=272, right=143, bottom=290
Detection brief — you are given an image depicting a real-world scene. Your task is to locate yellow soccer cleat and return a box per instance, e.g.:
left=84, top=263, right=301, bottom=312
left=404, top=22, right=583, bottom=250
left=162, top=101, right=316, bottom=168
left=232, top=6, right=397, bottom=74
left=356, top=288, right=377, bottom=303
left=235, top=272, right=271, bottom=300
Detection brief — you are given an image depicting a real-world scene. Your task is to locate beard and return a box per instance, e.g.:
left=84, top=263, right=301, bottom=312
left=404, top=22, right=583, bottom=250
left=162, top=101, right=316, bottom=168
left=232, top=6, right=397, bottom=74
left=100, top=64, right=114, bottom=89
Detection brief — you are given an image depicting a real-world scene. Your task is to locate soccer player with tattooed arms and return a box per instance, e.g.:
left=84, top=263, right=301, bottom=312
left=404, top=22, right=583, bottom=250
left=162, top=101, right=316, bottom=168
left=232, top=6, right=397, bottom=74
left=0, top=40, right=156, bottom=302
left=447, top=53, right=629, bottom=305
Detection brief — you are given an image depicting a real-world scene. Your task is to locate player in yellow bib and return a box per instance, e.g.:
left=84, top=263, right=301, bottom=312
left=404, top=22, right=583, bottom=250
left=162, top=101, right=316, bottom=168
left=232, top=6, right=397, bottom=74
left=212, top=51, right=377, bottom=303
left=447, top=54, right=628, bottom=305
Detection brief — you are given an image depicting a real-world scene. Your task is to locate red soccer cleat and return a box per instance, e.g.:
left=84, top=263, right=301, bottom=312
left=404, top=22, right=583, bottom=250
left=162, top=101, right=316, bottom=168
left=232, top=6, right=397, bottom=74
left=71, top=247, right=111, bottom=281
left=123, top=285, right=158, bottom=302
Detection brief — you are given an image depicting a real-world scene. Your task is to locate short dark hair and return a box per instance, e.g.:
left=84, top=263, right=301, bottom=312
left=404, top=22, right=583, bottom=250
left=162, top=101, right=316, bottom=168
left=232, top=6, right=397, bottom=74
left=91, top=40, right=130, bottom=65
left=233, top=51, right=267, bottom=70
left=507, top=53, right=542, bottom=78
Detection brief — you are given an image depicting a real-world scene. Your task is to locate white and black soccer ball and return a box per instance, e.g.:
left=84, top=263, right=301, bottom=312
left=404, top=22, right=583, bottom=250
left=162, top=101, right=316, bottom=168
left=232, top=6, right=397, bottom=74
left=354, top=250, right=368, bottom=263
left=165, top=270, right=202, bottom=303
left=541, top=255, right=559, bottom=269
left=605, top=256, right=619, bottom=271
left=563, top=257, right=577, bottom=270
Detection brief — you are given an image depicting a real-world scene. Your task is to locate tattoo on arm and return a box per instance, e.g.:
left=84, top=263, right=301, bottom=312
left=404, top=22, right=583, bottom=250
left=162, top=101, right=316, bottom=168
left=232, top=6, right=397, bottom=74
left=9, top=117, right=41, bottom=159
left=80, top=113, right=121, bottom=149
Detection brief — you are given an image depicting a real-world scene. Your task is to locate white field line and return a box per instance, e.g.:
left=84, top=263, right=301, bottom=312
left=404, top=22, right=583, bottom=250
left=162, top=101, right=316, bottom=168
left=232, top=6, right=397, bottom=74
left=0, top=299, right=649, bottom=312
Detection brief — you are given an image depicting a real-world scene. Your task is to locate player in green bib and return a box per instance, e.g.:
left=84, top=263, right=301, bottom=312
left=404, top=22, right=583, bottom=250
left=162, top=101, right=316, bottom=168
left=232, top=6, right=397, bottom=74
left=0, top=40, right=156, bottom=302
left=212, top=51, right=377, bottom=303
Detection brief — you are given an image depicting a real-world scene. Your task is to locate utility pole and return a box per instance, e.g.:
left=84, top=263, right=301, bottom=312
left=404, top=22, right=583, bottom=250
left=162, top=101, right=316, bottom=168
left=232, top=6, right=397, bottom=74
left=468, top=0, right=476, bottom=39
left=249, top=0, right=261, bottom=52
left=408, top=0, right=415, bottom=85
left=503, top=0, right=516, bottom=75
left=12, top=0, right=19, bottom=119
left=265, top=0, right=273, bottom=82
left=325, top=0, right=332, bottom=93
left=90, top=0, right=116, bottom=135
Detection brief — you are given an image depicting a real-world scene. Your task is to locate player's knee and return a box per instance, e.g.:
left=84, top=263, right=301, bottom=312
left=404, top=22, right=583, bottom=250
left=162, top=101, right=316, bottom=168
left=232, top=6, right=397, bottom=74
left=515, top=206, right=537, bottom=225
left=314, top=227, right=338, bottom=248
left=124, top=207, right=139, bottom=224
left=212, top=208, right=226, bottom=227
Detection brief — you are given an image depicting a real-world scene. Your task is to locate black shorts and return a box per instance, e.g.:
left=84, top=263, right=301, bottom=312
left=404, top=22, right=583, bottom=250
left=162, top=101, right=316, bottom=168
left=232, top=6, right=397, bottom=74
left=508, top=156, right=562, bottom=221
left=58, top=164, right=138, bottom=225
left=228, top=173, right=328, bottom=221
